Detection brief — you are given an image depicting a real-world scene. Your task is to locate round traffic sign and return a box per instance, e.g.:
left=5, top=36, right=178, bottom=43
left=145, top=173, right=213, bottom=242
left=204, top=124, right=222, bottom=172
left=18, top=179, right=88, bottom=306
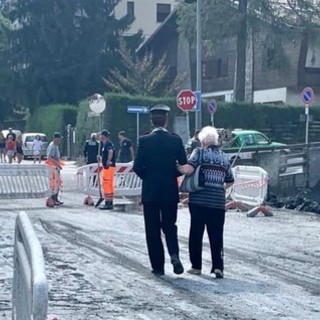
left=301, top=87, right=314, bottom=105
left=208, top=99, right=217, bottom=114
left=177, top=90, right=197, bottom=112
left=89, top=93, right=106, bottom=114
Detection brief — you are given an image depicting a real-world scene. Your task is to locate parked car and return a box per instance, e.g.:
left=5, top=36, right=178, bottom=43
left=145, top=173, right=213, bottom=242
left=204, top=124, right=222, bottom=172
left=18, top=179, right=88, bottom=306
left=220, top=129, right=288, bottom=172
left=1, top=129, right=22, bottom=139
left=22, top=133, right=49, bottom=159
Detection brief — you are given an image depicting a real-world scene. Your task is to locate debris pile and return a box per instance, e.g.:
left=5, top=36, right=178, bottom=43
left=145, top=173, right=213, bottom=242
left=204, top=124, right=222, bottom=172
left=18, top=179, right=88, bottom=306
left=267, top=192, right=320, bottom=214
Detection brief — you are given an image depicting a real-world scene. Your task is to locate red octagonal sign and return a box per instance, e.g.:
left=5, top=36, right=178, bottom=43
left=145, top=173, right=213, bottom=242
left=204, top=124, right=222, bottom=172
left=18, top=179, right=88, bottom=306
left=177, top=89, right=197, bottom=111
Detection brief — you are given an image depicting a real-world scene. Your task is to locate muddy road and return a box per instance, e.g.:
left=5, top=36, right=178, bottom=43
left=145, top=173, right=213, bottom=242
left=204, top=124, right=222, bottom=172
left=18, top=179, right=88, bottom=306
left=0, top=162, right=319, bottom=319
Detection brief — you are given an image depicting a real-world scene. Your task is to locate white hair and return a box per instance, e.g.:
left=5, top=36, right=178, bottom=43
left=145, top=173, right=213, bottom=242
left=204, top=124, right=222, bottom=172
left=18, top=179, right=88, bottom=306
left=198, top=126, right=219, bottom=147
left=91, top=132, right=97, bottom=139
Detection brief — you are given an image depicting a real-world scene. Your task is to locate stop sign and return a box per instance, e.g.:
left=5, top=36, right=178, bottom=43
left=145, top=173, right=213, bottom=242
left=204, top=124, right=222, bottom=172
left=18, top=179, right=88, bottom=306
left=177, top=90, right=197, bottom=111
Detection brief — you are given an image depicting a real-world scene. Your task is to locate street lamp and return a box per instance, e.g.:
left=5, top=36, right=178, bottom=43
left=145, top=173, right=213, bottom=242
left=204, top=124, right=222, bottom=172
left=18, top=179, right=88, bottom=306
left=195, top=0, right=202, bottom=130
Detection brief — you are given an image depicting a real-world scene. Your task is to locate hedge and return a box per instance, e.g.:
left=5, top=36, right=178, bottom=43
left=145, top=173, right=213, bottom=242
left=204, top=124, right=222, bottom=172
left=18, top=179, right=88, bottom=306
left=26, top=103, right=77, bottom=154
left=75, top=94, right=320, bottom=155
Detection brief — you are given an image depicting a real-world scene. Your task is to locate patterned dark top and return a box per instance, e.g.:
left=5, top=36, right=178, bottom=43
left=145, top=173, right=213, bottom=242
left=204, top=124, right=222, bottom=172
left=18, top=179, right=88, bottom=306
left=187, top=146, right=234, bottom=209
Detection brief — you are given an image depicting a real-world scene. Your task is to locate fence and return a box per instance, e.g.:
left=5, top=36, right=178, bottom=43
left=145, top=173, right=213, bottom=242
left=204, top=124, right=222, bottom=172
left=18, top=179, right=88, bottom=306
left=0, top=165, right=51, bottom=200
left=12, top=211, right=48, bottom=320
left=226, top=166, right=272, bottom=217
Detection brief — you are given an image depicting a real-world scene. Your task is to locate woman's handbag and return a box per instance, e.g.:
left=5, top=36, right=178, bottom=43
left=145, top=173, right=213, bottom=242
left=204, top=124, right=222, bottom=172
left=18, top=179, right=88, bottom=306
left=180, top=149, right=204, bottom=193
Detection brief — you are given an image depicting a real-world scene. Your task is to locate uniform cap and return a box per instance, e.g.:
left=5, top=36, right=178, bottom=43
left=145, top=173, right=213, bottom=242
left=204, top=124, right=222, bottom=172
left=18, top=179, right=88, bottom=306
left=150, top=104, right=171, bottom=113
left=53, top=132, right=63, bottom=139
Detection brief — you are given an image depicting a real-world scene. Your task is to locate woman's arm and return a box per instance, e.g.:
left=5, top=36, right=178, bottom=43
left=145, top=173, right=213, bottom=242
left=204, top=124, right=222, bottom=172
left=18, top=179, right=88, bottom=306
left=177, top=164, right=195, bottom=176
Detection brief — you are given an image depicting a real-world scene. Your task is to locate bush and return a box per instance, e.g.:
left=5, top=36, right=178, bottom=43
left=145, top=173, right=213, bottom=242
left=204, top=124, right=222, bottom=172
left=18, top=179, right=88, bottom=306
left=26, top=104, right=77, bottom=154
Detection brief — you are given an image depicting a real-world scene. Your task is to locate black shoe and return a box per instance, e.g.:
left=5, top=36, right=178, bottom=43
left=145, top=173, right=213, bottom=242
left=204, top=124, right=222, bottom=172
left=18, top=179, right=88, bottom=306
left=151, top=270, right=165, bottom=276
left=171, top=254, right=184, bottom=275
left=54, top=200, right=63, bottom=206
left=99, top=203, right=113, bottom=210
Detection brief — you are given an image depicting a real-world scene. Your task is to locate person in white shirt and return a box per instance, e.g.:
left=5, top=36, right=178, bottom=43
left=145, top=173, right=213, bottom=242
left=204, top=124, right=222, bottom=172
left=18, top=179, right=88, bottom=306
left=32, top=135, right=43, bottom=164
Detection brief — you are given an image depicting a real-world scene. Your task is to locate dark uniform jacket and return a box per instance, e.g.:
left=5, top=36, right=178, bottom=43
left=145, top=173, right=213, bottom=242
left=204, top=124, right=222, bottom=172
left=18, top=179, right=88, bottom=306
left=83, top=139, right=99, bottom=164
left=133, top=129, right=187, bottom=203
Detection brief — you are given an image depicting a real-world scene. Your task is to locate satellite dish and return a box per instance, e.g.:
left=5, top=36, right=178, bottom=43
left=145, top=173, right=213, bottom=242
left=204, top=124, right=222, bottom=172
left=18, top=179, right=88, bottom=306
left=89, top=93, right=106, bottom=114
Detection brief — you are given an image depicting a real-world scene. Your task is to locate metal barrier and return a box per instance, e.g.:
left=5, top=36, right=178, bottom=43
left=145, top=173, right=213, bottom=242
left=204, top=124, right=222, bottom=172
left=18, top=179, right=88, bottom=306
left=77, top=163, right=142, bottom=210
left=77, top=162, right=142, bottom=197
left=226, top=166, right=273, bottom=217
left=12, top=211, right=48, bottom=320
left=0, top=165, right=51, bottom=199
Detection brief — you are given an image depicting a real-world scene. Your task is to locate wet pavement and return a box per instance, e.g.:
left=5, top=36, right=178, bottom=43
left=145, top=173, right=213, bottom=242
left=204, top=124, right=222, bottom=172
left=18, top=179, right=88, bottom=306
left=0, top=161, right=320, bottom=319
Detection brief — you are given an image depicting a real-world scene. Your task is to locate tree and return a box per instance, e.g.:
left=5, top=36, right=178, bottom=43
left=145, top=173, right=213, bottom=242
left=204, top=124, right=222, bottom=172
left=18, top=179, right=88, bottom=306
left=9, top=0, right=141, bottom=108
left=103, top=38, right=185, bottom=96
left=0, top=12, right=14, bottom=122
left=178, top=0, right=320, bottom=101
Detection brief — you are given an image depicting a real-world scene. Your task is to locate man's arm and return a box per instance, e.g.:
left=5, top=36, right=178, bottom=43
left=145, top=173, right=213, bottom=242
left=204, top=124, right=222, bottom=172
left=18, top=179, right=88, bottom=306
left=133, top=138, right=145, bottom=179
left=130, top=146, right=134, bottom=162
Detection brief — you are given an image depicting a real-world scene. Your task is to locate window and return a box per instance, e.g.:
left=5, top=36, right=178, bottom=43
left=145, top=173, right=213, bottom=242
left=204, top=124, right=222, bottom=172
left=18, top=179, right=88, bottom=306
left=201, top=58, right=228, bottom=80
left=254, top=134, right=270, bottom=145
left=217, top=58, right=228, bottom=78
left=127, top=1, right=134, bottom=17
left=156, top=3, right=171, bottom=23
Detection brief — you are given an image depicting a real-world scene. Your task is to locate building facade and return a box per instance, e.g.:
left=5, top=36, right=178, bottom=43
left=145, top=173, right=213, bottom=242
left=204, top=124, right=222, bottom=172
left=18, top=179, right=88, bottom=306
left=140, top=12, right=320, bottom=106
left=115, top=0, right=180, bottom=39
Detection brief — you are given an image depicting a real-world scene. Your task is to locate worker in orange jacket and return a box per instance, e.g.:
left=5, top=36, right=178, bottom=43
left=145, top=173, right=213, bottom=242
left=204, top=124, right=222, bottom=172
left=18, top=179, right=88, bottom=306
left=99, top=130, right=116, bottom=210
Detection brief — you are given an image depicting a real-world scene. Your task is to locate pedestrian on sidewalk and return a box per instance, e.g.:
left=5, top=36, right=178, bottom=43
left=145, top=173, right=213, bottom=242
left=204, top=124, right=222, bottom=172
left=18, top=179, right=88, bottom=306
left=177, top=126, right=234, bottom=279
left=46, top=132, right=64, bottom=206
left=5, top=135, right=16, bottom=164
left=133, top=104, right=187, bottom=276
left=99, top=130, right=116, bottom=210
left=15, top=135, right=24, bottom=164
left=32, top=134, right=43, bottom=164
left=0, top=131, right=6, bottom=163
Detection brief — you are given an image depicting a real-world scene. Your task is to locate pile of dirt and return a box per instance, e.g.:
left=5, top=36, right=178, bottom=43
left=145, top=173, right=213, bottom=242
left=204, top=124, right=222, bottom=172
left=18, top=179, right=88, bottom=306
left=267, top=192, right=320, bottom=214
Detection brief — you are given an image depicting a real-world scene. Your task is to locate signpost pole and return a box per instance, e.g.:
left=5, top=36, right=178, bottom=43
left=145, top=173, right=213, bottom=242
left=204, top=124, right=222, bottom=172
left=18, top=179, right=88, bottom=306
left=136, top=113, right=140, bottom=146
left=305, top=104, right=309, bottom=144
left=211, top=113, right=214, bottom=127
left=186, top=111, right=190, bottom=140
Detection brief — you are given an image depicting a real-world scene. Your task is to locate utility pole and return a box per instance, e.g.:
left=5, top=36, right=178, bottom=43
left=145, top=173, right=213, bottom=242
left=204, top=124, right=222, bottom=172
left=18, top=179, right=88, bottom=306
left=195, top=0, right=202, bottom=130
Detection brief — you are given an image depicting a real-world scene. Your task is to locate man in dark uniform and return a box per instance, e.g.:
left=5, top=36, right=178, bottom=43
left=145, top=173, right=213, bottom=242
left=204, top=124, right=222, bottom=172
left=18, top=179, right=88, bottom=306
left=133, top=104, right=187, bottom=276
left=117, top=131, right=134, bottom=163
left=83, top=132, right=99, bottom=164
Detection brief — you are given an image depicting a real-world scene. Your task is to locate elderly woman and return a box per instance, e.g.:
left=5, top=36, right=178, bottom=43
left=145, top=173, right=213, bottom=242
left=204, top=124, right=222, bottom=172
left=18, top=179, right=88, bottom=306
left=177, top=126, right=234, bottom=278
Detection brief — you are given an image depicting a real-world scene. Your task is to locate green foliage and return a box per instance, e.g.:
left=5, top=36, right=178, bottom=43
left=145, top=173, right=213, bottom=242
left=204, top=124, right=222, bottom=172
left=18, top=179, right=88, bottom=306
left=26, top=104, right=77, bottom=139
left=103, top=38, right=185, bottom=97
left=0, top=13, right=14, bottom=122
left=9, top=0, right=142, bottom=108
left=201, top=102, right=320, bottom=143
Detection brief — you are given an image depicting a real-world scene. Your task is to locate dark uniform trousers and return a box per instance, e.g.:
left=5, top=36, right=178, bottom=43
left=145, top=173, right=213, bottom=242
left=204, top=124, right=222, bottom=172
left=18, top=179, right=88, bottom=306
left=188, top=203, right=225, bottom=272
left=143, top=202, right=179, bottom=272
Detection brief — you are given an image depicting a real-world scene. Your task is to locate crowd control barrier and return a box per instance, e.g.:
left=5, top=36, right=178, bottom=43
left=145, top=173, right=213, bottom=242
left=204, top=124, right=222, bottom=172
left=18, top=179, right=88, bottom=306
left=226, top=166, right=273, bottom=217
left=77, top=162, right=142, bottom=210
left=0, top=165, right=51, bottom=199
left=12, top=211, right=48, bottom=320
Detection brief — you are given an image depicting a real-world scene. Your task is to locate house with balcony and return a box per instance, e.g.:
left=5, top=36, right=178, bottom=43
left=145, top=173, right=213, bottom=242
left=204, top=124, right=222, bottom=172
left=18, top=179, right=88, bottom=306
left=139, top=10, right=320, bottom=106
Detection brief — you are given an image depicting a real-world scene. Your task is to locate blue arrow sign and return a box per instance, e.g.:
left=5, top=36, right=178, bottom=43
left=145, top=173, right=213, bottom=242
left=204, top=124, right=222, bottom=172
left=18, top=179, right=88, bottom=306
left=127, top=106, right=149, bottom=113
left=208, top=99, right=217, bottom=114
left=301, top=87, right=314, bottom=105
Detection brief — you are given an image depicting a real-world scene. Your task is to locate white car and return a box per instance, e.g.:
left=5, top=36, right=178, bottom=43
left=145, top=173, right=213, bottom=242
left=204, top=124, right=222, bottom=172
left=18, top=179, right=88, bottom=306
left=1, top=129, right=22, bottom=139
left=22, top=133, right=49, bottom=159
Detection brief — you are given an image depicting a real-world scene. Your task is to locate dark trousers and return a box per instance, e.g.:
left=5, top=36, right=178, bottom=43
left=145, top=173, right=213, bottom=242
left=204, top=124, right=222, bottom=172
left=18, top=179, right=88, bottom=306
left=188, top=203, right=225, bottom=272
left=143, top=202, right=180, bottom=272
